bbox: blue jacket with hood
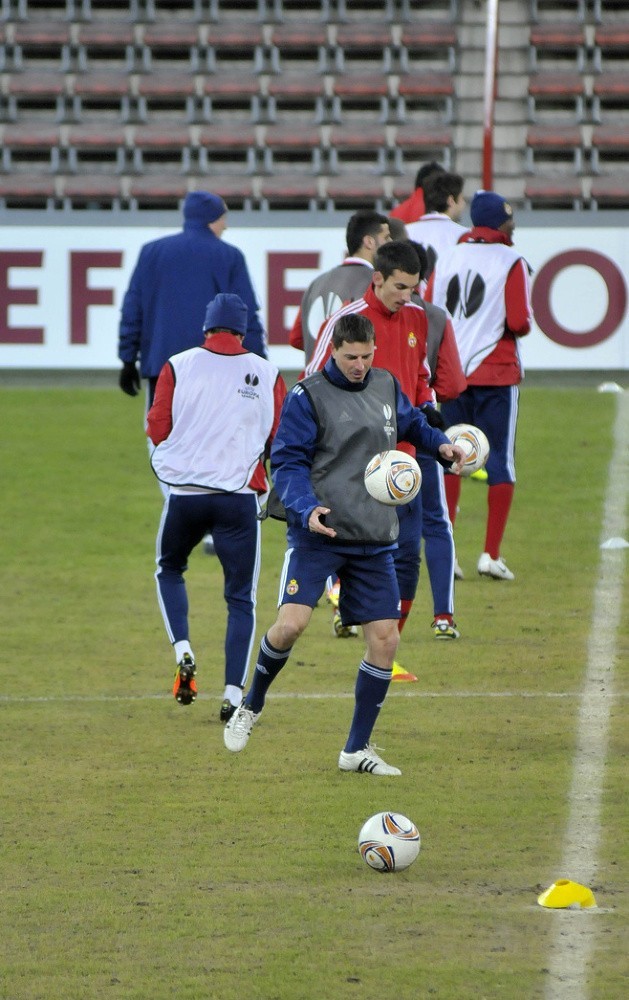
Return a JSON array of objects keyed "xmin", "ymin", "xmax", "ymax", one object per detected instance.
[{"xmin": 118, "ymin": 191, "xmax": 267, "ymax": 376}]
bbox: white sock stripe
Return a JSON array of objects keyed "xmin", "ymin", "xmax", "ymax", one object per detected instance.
[
  {"xmin": 260, "ymin": 635, "xmax": 291, "ymax": 661},
  {"xmin": 359, "ymin": 660, "xmax": 393, "ymax": 681}
]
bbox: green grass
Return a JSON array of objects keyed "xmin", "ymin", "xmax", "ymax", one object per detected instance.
[{"xmin": 0, "ymin": 387, "xmax": 626, "ymax": 1000}]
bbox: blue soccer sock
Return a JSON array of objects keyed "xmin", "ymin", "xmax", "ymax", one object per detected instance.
[
  {"xmin": 245, "ymin": 633, "xmax": 292, "ymax": 714},
  {"xmin": 344, "ymin": 660, "xmax": 392, "ymax": 753}
]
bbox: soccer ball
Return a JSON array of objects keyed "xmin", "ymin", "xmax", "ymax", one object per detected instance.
[
  {"xmin": 364, "ymin": 450, "xmax": 422, "ymax": 506},
  {"xmin": 358, "ymin": 812, "xmax": 421, "ymax": 873},
  {"xmin": 444, "ymin": 423, "xmax": 490, "ymax": 477}
]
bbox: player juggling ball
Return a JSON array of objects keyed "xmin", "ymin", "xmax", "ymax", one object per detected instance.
[{"xmin": 224, "ymin": 313, "xmax": 466, "ymax": 776}]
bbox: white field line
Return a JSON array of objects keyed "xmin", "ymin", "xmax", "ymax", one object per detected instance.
[
  {"xmin": 544, "ymin": 392, "xmax": 628, "ymax": 1000},
  {"xmin": 2, "ymin": 690, "xmax": 627, "ymax": 704}
]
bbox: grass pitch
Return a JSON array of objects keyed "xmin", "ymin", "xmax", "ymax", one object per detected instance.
[{"xmin": 0, "ymin": 385, "xmax": 627, "ymax": 1000}]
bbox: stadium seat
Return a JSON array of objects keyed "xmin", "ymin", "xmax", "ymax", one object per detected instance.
[
  {"xmin": 137, "ymin": 72, "xmax": 199, "ymax": 123},
  {"xmin": 259, "ymin": 173, "xmax": 320, "ymax": 210},
  {"xmin": 394, "ymin": 73, "xmax": 454, "ymax": 124},
  {"xmin": 528, "ymin": 22, "xmax": 586, "ymax": 72},
  {"xmin": 128, "ymin": 173, "xmax": 189, "ymax": 209},
  {"xmin": 527, "ymin": 72, "xmax": 586, "ymax": 122},
  {"xmin": 330, "ymin": 74, "xmax": 391, "ymax": 123},
  {"xmin": 328, "ymin": 121, "xmax": 388, "ymax": 174},
  {"xmin": 131, "ymin": 123, "xmax": 193, "ymax": 173},
  {"xmin": 593, "ymin": 0, "xmax": 628, "ymax": 23},
  {"xmin": 324, "ymin": 174, "xmax": 387, "ymax": 211},
  {"xmin": 590, "ymin": 174, "xmax": 629, "ymax": 208},
  {"xmin": 399, "ymin": 21, "xmax": 457, "ymax": 73},
  {"xmin": 525, "ymin": 125, "xmax": 583, "ymax": 173},
  {"xmin": 400, "ymin": 0, "xmax": 458, "ymax": 21},
  {"xmin": 70, "ymin": 71, "xmax": 136, "ymax": 121},
  {"xmin": 198, "ymin": 122, "xmax": 260, "ymax": 173},
  {"xmin": 209, "ymin": 174, "xmax": 257, "ymax": 209},
  {"xmin": 333, "ymin": 24, "xmax": 395, "ymax": 74},
  {"xmin": 261, "ymin": 123, "xmax": 323, "ymax": 173},
  {"xmin": 268, "ymin": 23, "xmax": 330, "ymax": 74},
  {"xmin": 391, "ymin": 123, "xmax": 453, "ymax": 173},
  {"xmin": 77, "ymin": 0, "xmax": 143, "ymax": 20},
  {"xmin": 592, "ymin": 73, "xmax": 629, "ymax": 122},
  {"xmin": 143, "ymin": 0, "xmax": 206, "ymax": 20},
  {"xmin": 0, "ymin": 172, "xmax": 58, "ymax": 209},
  {"xmin": 61, "ymin": 173, "xmax": 124, "ymax": 208},
  {"xmin": 267, "ymin": 0, "xmax": 331, "ymax": 22},
  {"xmin": 201, "ymin": 73, "xmax": 262, "ymax": 122},
  {"xmin": 75, "ymin": 23, "xmax": 138, "ymax": 72},
  {"xmin": 11, "ymin": 22, "xmax": 74, "ymax": 72},
  {"xmin": 140, "ymin": 23, "xmax": 202, "ymax": 72},
  {"xmin": 5, "ymin": 71, "xmax": 68, "ymax": 123},
  {"xmin": 593, "ymin": 21, "xmax": 629, "ymax": 72},
  {"xmin": 523, "ymin": 174, "xmax": 583, "ymax": 209},
  {"xmin": 66, "ymin": 122, "xmax": 128, "ymax": 172},
  {"xmin": 266, "ymin": 73, "xmax": 329, "ymax": 123},
  {"xmin": 205, "ymin": 21, "xmax": 266, "ymax": 74},
  {"xmin": 591, "ymin": 124, "xmax": 629, "ymax": 173},
  {"xmin": 1, "ymin": 123, "xmax": 62, "ymax": 172}
]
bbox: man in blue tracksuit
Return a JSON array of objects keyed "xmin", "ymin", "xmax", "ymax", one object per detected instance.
[
  {"xmin": 118, "ymin": 190, "xmax": 267, "ymax": 408},
  {"xmin": 223, "ymin": 313, "xmax": 465, "ymax": 776}
]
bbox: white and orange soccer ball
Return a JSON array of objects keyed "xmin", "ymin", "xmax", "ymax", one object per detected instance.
[
  {"xmin": 358, "ymin": 812, "xmax": 421, "ymax": 873},
  {"xmin": 444, "ymin": 423, "xmax": 490, "ymax": 477},
  {"xmin": 364, "ymin": 450, "xmax": 422, "ymax": 506}
]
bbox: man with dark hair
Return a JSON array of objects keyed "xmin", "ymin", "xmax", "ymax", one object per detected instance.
[
  {"xmin": 147, "ymin": 293, "xmax": 286, "ymax": 721},
  {"xmin": 407, "ymin": 172, "xmax": 468, "ymax": 286},
  {"xmin": 425, "ymin": 190, "xmax": 533, "ymax": 581},
  {"xmin": 289, "ymin": 209, "xmax": 391, "ymax": 365},
  {"xmin": 389, "ymin": 160, "xmax": 446, "ymax": 225},
  {"xmin": 306, "ymin": 241, "xmax": 467, "ymax": 664},
  {"xmin": 224, "ymin": 313, "xmax": 465, "ymax": 775}
]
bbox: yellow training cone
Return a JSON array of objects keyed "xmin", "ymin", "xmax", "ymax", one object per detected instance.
[{"xmin": 537, "ymin": 879, "xmax": 597, "ymax": 909}]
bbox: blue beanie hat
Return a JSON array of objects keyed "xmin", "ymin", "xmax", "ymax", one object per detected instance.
[
  {"xmin": 183, "ymin": 191, "xmax": 226, "ymax": 225},
  {"xmin": 203, "ymin": 293, "xmax": 248, "ymax": 336},
  {"xmin": 470, "ymin": 190, "xmax": 513, "ymax": 230}
]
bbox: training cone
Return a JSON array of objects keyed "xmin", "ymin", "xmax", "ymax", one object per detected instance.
[{"xmin": 537, "ymin": 879, "xmax": 597, "ymax": 909}]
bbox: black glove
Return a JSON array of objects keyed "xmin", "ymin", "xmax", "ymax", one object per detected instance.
[
  {"xmin": 119, "ymin": 362, "xmax": 141, "ymax": 397},
  {"xmin": 420, "ymin": 404, "xmax": 445, "ymax": 430}
]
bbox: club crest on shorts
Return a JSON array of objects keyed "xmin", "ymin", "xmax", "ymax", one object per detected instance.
[{"xmin": 286, "ymin": 578, "xmax": 299, "ymax": 596}]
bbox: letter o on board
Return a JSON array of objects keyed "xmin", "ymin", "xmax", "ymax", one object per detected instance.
[{"xmin": 532, "ymin": 249, "xmax": 627, "ymax": 348}]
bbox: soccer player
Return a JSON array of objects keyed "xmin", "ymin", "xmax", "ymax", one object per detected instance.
[
  {"xmin": 425, "ymin": 190, "xmax": 533, "ymax": 580},
  {"xmin": 406, "ymin": 171, "xmax": 468, "ymax": 290},
  {"xmin": 147, "ymin": 294, "xmax": 286, "ymax": 722},
  {"xmin": 306, "ymin": 242, "xmax": 467, "ymax": 666},
  {"xmin": 289, "ymin": 209, "xmax": 391, "ymax": 367},
  {"xmin": 224, "ymin": 314, "xmax": 466, "ymax": 775},
  {"xmin": 389, "ymin": 160, "xmax": 445, "ymax": 225}
]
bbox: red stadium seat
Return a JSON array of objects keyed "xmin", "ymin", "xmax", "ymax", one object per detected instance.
[
  {"xmin": 197, "ymin": 122, "xmax": 260, "ymax": 173},
  {"xmin": 75, "ymin": 23, "xmax": 137, "ymax": 72},
  {"xmin": 525, "ymin": 125, "xmax": 583, "ymax": 173},
  {"xmin": 592, "ymin": 73, "xmax": 629, "ymax": 122},
  {"xmin": 268, "ymin": 23, "xmax": 329, "ymax": 74},
  {"xmin": 399, "ymin": 22, "xmax": 457, "ymax": 73},
  {"xmin": 262, "ymin": 123, "xmax": 323, "ymax": 173},
  {"xmin": 66, "ymin": 122, "xmax": 128, "ymax": 172},
  {"xmin": 529, "ymin": 22, "xmax": 586, "ymax": 71},
  {"xmin": 267, "ymin": 73, "xmax": 328, "ymax": 123},
  {"xmin": 70, "ymin": 71, "xmax": 134, "ymax": 122},
  {"xmin": 137, "ymin": 72, "xmax": 199, "ymax": 123},
  {"xmin": 328, "ymin": 121, "xmax": 389, "ymax": 174},
  {"xmin": 523, "ymin": 174, "xmax": 583, "ymax": 209},
  {"xmin": 259, "ymin": 173, "xmax": 320, "ymax": 210},
  {"xmin": 6, "ymin": 71, "xmax": 68, "ymax": 123},
  {"xmin": 130, "ymin": 124, "xmax": 193, "ymax": 173},
  {"xmin": 324, "ymin": 173, "xmax": 387, "ymax": 210},
  {"xmin": 61, "ymin": 174, "xmax": 124, "ymax": 208},
  {"xmin": 394, "ymin": 73, "xmax": 454, "ymax": 124},
  {"xmin": 527, "ymin": 72, "xmax": 586, "ymax": 121},
  {"xmin": 0, "ymin": 172, "xmax": 58, "ymax": 208},
  {"xmin": 591, "ymin": 124, "xmax": 629, "ymax": 173},
  {"xmin": 333, "ymin": 24, "xmax": 395, "ymax": 74},
  {"xmin": 392, "ymin": 123, "xmax": 453, "ymax": 172},
  {"xmin": 140, "ymin": 23, "xmax": 202, "ymax": 72},
  {"xmin": 12, "ymin": 22, "xmax": 73, "ymax": 72},
  {"xmin": 1, "ymin": 123, "xmax": 62, "ymax": 172},
  {"xmin": 205, "ymin": 21, "xmax": 266, "ymax": 74},
  {"xmin": 128, "ymin": 173, "xmax": 189, "ymax": 209},
  {"xmin": 590, "ymin": 174, "xmax": 629, "ymax": 208},
  {"xmin": 201, "ymin": 73, "xmax": 262, "ymax": 122},
  {"xmin": 593, "ymin": 21, "xmax": 629, "ymax": 72},
  {"xmin": 330, "ymin": 73, "xmax": 390, "ymax": 123}
]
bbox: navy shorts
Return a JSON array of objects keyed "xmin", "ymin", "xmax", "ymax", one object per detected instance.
[
  {"xmin": 441, "ymin": 384, "xmax": 519, "ymax": 485},
  {"xmin": 278, "ymin": 541, "xmax": 401, "ymax": 626}
]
